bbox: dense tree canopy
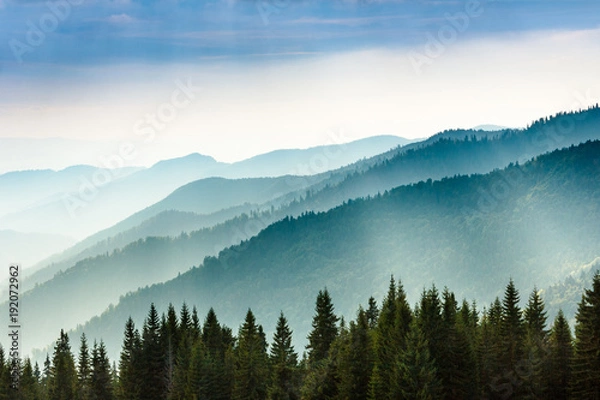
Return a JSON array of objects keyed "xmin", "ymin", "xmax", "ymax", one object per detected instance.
[{"xmin": 5, "ymin": 274, "xmax": 600, "ymax": 399}]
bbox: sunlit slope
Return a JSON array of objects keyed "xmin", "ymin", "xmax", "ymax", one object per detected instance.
[
  {"xmin": 26, "ymin": 107, "xmax": 600, "ymax": 293},
  {"xmin": 63, "ymin": 139, "xmax": 600, "ymax": 362}
]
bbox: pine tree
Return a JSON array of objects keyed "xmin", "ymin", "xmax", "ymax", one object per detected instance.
[
  {"xmin": 41, "ymin": 354, "xmax": 52, "ymax": 398},
  {"xmin": 0, "ymin": 346, "xmax": 9, "ymax": 400},
  {"xmin": 500, "ymin": 279, "xmax": 524, "ymax": 374},
  {"xmin": 365, "ymin": 297, "xmax": 379, "ymax": 329},
  {"xmin": 415, "ymin": 286, "xmax": 445, "ymax": 394},
  {"xmin": 440, "ymin": 289, "xmax": 476, "ymax": 398},
  {"xmin": 20, "ymin": 358, "xmax": 41, "ymax": 400},
  {"xmin": 179, "ymin": 303, "xmax": 192, "ymax": 344},
  {"xmin": 201, "ymin": 308, "xmax": 234, "ymax": 400},
  {"xmin": 522, "ymin": 288, "xmax": 549, "ymax": 398},
  {"xmin": 140, "ymin": 304, "xmax": 166, "ymax": 400},
  {"xmin": 233, "ymin": 309, "xmax": 269, "ymax": 400},
  {"xmin": 369, "ymin": 276, "xmax": 411, "ymax": 400},
  {"xmin": 547, "ymin": 310, "xmax": 572, "ymax": 400},
  {"xmin": 306, "ymin": 289, "xmax": 339, "ymax": 364},
  {"xmin": 91, "ymin": 340, "xmax": 113, "ymax": 400},
  {"xmin": 191, "ymin": 306, "xmax": 201, "ymax": 341},
  {"xmin": 118, "ymin": 317, "xmax": 141, "ymax": 400},
  {"xmin": 48, "ymin": 329, "xmax": 77, "ymax": 400},
  {"xmin": 572, "ymin": 271, "xmax": 600, "ymax": 399},
  {"xmin": 396, "ymin": 318, "xmax": 442, "ymax": 399},
  {"xmin": 268, "ymin": 312, "xmax": 299, "ymax": 400},
  {"xmin": 163, "ymin": 304, "xmax": 179, "ymax": 395},
  {"xmin": 77, "ymin": 333, "xmax": 92, "ymax": 400},
  {"xmin": 184, "ymin": 339, "xmax": 206, "ymax": 399},
  {"xmin": 336, "ymin": 307, "xmax": 373, "ymax": 400},
  {"xmin": 478, "ymin": 300, "xmax": 504, "ymax": 399}
]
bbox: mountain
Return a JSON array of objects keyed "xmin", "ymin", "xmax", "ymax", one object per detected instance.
[
  {"xmin": 25, "ymin": 107, "xmax": 600, "ymax": 287},
  {"xmin": 472, "ymin": 124, "xmax": 510, "ymax": 131},
  {"xmin": 14, "ymin": 107, "xmax": 600, "ymax": 356},
  {"xmin": 22, "ymin": 174, "xmax": 326, "ymax": 289},
  {"xmin": 49, "ymin": 139, "xmax": 600, "ymax": 363},
  {"xmin": 0, "ymin": 165, "xmax": 141, "ymax": 219},
  {"xmin": 223, "ymin": 135, "xmax": 414, "ymax": 178},
  {"xmin": 0, "ymin": 136, "xmax": 410, "ymax": 240}
]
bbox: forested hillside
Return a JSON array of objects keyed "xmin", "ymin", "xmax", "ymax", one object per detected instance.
[
  {"xmin": 7, "ymin": 274, "xmax": 600, "ymax": 399},
  {"xmin": 27, "ymin": 106, "xmax": 600, "ymax": 292},
  {"xmin": 50, "ymin": 139, "xmax": 600, "ymax": 364}
]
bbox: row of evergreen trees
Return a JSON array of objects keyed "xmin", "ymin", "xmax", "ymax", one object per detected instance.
[{"xmin": 3, "ymin": 273, "xmax": 600, "ymax": 399}]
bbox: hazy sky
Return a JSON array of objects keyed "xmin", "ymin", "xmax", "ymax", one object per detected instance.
[{"xmin": 1, "ymin": 0, "xmax": 599, "ymax": 166}]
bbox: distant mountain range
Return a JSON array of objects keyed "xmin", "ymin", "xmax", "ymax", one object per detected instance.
[
  {"xmin": 53, "ymin": 138, "xmax": 600, "ymax": 363},
  {"xmin": 9, "ymin": 106, "xmax": 600, "ymax": 359},
  {"xmin": 0, "ymin": 135, "xmax": 411, "ymax": 240}
]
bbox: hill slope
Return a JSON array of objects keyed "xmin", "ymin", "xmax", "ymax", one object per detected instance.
[
  {"xmin": 26, "ymin": 106, "xmax": 600, "ymax": 290},
  {"xmin": 46, "ymin": 139, "xmax": 600, "ymax": 361}
]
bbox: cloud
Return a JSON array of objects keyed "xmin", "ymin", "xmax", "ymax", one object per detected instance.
[
  {"xmin": 107, "ymin": 13, "xmax": 135, "ymax": 24},
  {"xmin": 287, "ymin": 15, "xmax": 409, "ymax": 27}
]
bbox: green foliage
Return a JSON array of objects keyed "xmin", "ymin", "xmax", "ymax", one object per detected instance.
[
  {"xmin": 64, "ymin": 138, "xmax": 600, "ymax": 364},
  {"xmin": 547, "ymin": 310, "xmax": 572, "ymax": 400},
  {"xmin": 335, "ymin": 308, "xmax": 373, "ymax": 400},
  {"xmin": 76, "ymin": 334, "xmax": 91, "ymax": 400},
  {"xmin": 307, "ymin": 290, "xmax": 339, "ymax": 365},
  {"xmin": 572, "ymin": 272, "xmax": 600, "ymax": 399},
  {"xmin": 233, "ymin": 309, "xmax": 269, "ymax": 400},
  {"xmin": 48, "ymin": 330, "xmax": 77, "ymax": 400},
  {"xmin": 396, "ymin": 319, "xmax": 442, "ymax": 400},
  {"xmin": 268, "ymin": 312, "xmax": 299, "ymax": 400},
  {"xmin": 140, "ymin": 304, "xmax": 166, "ymax": 400},
  {"xmin": 90, "ymin": 341, "xmax": 113, "ymax": 400},
  {"xmin": 9, "ymin": 274, "xmax": 600, "ymax": 399},
  {"xmin": 117, "ymin": 317, "xmax": 141, "ymax": 400}
]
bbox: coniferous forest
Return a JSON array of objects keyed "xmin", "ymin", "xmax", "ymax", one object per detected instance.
[{"xmin": 3, "ymin": 273, "xmax": 600, "ymax": 399}]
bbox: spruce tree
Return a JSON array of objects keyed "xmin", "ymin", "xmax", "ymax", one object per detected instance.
[
  {"xmin": 163, "ymin": 304, "xmax": 179, "ymax": 395},
  {"xmin": 336, "ymin": 308, "xmax": 373, "ymax": 400},
  {"xmin": 268, "ymin": 312, "xmax": 299, "ymax": 400},
  {"xmin": 233, "ymin": 309, "xmax": 269, "ymax": 400},
  {"xmin": 49, "ymin": 330, "xmax": 77, "ymax": 400},
  {"xmin": 184, "ymin": 339, "xmax": 206, "ymax": 399},
  {"xmin": 306, "ymin": 289, "xmax": 339, "ymax": 365},
  {"xmin": 91, "ymin": 340, "xmax": 113, "ymax": 400},
  {"xmin": 41, "ymin": 354, "xmax": 52, "ymax": 398},
  {"xmin": 572, "ymin": 271, "xmax": 600, "ymax": 399},
  {"xmin": 478, "ymin": 301, "xmax": 504, "ymax": 399},
  {"xmin": 365, "ymin": 297, "xmax": 379, "ymax": 329},
  {"xmin": 369, "ymin": 276, "xmax": 412, "ymax": 400},
  {"xmin": 440, "ymin": 289, "xmax": 476, "ymax": 398},
  {"xmin": 140, "ymin": 304, "xmax": 166, "ymax": 400},
  {"xmin": 415, "ymin": 286, "xmax": 445, "ymax": 394},
  {"xmin": 547, "ymin": 310, "xmax": 572, "ymax": 400},
  {"xmin": 77, "ymin": 333, "xmax": 92, "ymax": 400},
  {"xmin": 179, "ymin": 303, "xmax": 192, "ymax": 344},
  {"xmin": 20, "ymin": 358, "xmax": 41, "ymax": 400},
  {"xmin": 522, "ymin": 288, "xmax": 549, "ymax": 398},
  {"xmin": 396, "ymin": 318, "xmax": 442, "ymax": 399},
  {"xmin": 118, "ymin": 317, "xmax": 141, "ymax": 400},
  {"xmin": 201, "ymin": 308, "xmax": 234, "ymax": 400},
  {"xmin": 500, "ymin": 279, "xmax": 524, "ymax": 374}
]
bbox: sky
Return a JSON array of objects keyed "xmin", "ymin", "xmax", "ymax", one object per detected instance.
[{"xmin": 1, "ymin": 0, "xmax": 600, "ymax": 168}]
